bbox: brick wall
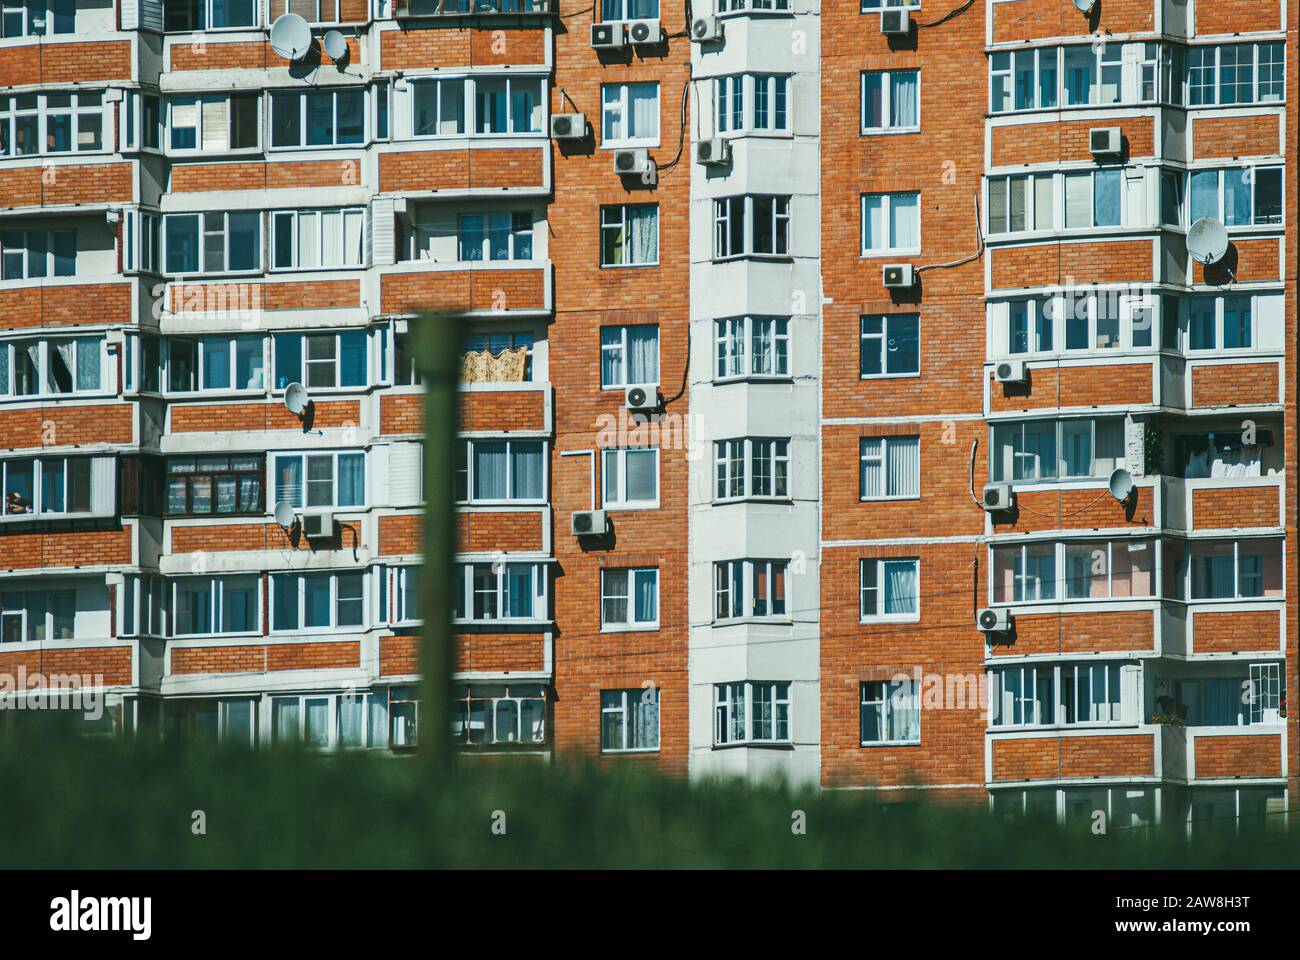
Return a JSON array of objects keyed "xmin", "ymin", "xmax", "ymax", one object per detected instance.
[
  {"xmin": 1191, "ymin": 485, "xmax": 1281, "ymax": 530},
  {"xmin": 1191, "ymin": 608, "xmax": 1282, "ymax": 655},
  {"xmin": 1193, "ymin": 733, "xmax": 1283, "ymax": 780},
  {"xmin": 991, "ymin": 732, "xmax": 1156, "ymax": 782},
  {"xmin": 1190, "ymin": 363, "xmax": 1280, "ymax": 408}
]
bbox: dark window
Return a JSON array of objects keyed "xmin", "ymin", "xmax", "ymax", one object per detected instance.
[{"xmin": 164, "ymin": 455, "xmax": 264, "ymax": 516}]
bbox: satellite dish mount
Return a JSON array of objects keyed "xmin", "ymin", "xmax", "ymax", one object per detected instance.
[
  {"xmin": 1187, "ymin": 216, "xmax": 1230, "ymax": 267},
  {"xmin": 284, "ymin": 381, "xmax": 313, "ymax": 424},
  {"xmin": 269, "ymin": 13, "xmax": 313, "ymax": 63},
  {"xmin": 1108, "ymin": 468, "xmax": 1136, "ymax": 505}
]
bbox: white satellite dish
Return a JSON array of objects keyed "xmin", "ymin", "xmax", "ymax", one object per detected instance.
[
  {"xmin": 1108, "ymin": 468, "xmax": 1135, "ymax": 503},
  {"xmin": 269, "ymin": 13, "xmax": 313, "ymax": 62},
  {"xmin": 1187, "ymin": 216, "xmax": 1230, "ymax": 266},
  {"xmin": 1073, "ymin": 0, "xmax": 1096, "ymax": 12},
  {"xmin": 284, "ymin": 381, "xmax": 311, "ymax": 416},
  {"xmin": 273, "ymin": 500, "xmax": 297, "ymax": 530},
  {"xmin": 322, "ymin": 29, "xmax": 348, "ymax": 61}
]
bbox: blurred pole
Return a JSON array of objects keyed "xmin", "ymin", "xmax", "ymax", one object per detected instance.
[{"xmin": 414, "ymin": 312, "xmax": 462, "ymax": 770}]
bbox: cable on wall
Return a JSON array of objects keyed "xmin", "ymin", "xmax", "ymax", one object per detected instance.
[{"xmin": 915, "ymin": 0, "xmax": 976, "ymax": 29}]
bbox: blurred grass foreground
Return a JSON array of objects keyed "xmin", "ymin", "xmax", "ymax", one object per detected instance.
[{"xmin": 3, "ymin": 717, "xmax": 1298, "ymax": 869}]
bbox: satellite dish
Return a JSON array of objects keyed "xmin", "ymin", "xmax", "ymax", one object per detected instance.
[
  {"xmin": 269, "ymin": 13, "xmax": 313, "ymax": 62},
  {"xmin": 1187, "ymin": 217, "xmax": 1230, "ymax": 266},
  {"xmin": 273, "ymin": 500, "xmax": 296, "ymax": 530},
  {"xmin": 284, "ymin": 381, "xmax": 310, "ymax": 416},
  {"xmin": 1108, "ymin": 468, "xmax": 1135, "ymax": 503},
  {"xmin": 322, "ymin": 29, "xmax": 348, "ymax": 61},
  {"xmin": 1073, "ymin": 0, "xmax": 1096, "ymax": 12}
]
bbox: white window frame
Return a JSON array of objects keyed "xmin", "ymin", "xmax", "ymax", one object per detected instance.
[
  {"xmin": 160, "ymin": 211, "xmax": 262, "ymax": 277},
  {"xmin": 713, "ymin": 194, "xmax": 792, "ymax": 260},
  {"xmin": 859, "ymin": 558, "xmax": 920, "ymax": 622},
  {"xmin": 859, "ymin": 435, "xmax": 920, "ymax": 501},
  {"xmin": 1185, "ymin": 42, "xmax": 1286, "ymax": 107},
  {"xmin": 989, "ymin": 417, "xmax": 1125, "ymax": 483},
  {"xmin": 0, "ymin": 336, "xmax": 107, "ymax": 399},
  {"xmin": 714, "ymin": 315, "xmax": 791, "ymax": 381},
  {"xmin": 1186, "ymin": 166, "xmax": 1285, "ymax": 229},
  {"xmin": 270, "ymin": 570, "xmax": 367, "ymax": 634},
  {"xmin": 990, "ymin": 539, "xmax": 1157, "ymax": 605},
  {"xmin": 453, "ymin": 561, "xmax": 548, "ymax": 624},
  {"xmin": 600, "ymin": 81, "xmax": 660, "ymax": 148},
  {"xmin": 166, "ymin": 93, "xmax": 260, "ymax": 154},
  {"xmin": 860, "ymin": 678, "xmax": 921, "ymax": 745},
  {"xmin": 451, "ymin": 683, "xmax": 547, "ymax": 747},
  {"xmin": 163, "ymin": 334, "xmax": 266, "ymax": 395},
  {"xmin": 269, "ymin": 88, "xmax": 367, "ymax": 150},
  {"xmin": 713, "ymin": 437, "xmax": 790, "ymax": 501},
  {"xmin": 860, "ymin": 191, "xmax": 920, "ymax": 256},
  {"xmin": 271, "ymin": 0, "xmax": 340, "ymax": 24},
  {"xmin": 454, "ymin": 438, "xmax": 547, "ymax": 505},
  {"xmin": 859, "ymin": 312, "xmax": 920, "ymax": 378},
  {"xmin": 0, "ymin": 91, "xmax": 105, "ymax": 157},
  {"xmin": 272, "ymin": 451, "xmax": 367, "ymax": 510},
  {"xmin": 860, "ymin": 68, "xmax": 920, "ymax": 134},
  {"xmin": 1178, "ymin": 538, "xmax": 1285, "ymax": 602},
  {"xmin": 713, "ymin": 680, "xmax": 791, "ymax": 746},
  {"xmin": 170, "ymin": 575, "xmax": 261, "ymax": 638},
  {"xmin": 600, "ymin": 687, "xmax": 661, "ymax": 754},
  {"xmin": 0, "ymin": 456, "xmax": 95, "ymax": 519},
  {"xmin": 600, "ymin": 567, "xmax": 660, "ymax": 631},
  {"xmin": 713, "ymin": 558, "xmax": 789, "ymax": 622},
  {"xmin": 601, "ymin": 447, "xmax": 659, "ymax": 510},
  {"xmin": 599, "ymin": 203, "xmax": 659, "ymax": 268},
  {"xmin": 270, "ymin": 208, "xmax": 365, "ymax": 271},
  {"xmin": 717, "ymin": 73, "xmax": 790, "ymax": 135},
  {"xmin": 599, "ymin": 323, "xmax": 659, "ymax": 388},
  {"xmin": 0, "ymin": 228, "xmax": 76, "ymax": 279}
]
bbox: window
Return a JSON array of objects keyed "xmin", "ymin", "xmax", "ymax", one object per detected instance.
[
  {"xmin": 273, "ymin": 452, "xmax": 365, "ymax": 509},
  {"xmin": 452, "ymin": 562, "xmax": 547, "ymax": 623},
  {"xmin": 1187, "ymin": 167, "xmax": 1283, "ymax": 228},
  {"xmin": 717, "ymin": 0, "xmax": 788, "ymax": 10},
  {"xmin": 451, "ymin": 684, "xmax": 546, "ymax": 746},
  {"xmin": 713, "ymin": 559, "xmax": 788, "ymax": 620},
  {"xmin": 601, "ymin": 568, "xmax": 659, "ymax": 630},
  {"xmin": 717, "ymin": 74, "xmax": 790, "ymax": 133},
  {"xmin": 412, "ymin": 78, "xmax": 467, "ymax": 136},
  {"xmin": 166, "ymin": 336, "xmax": 265, "ymax": 393},
  {"xmin": 714, "ymin": 438, "xmax": 789, "ymax": 500},
  {"xmin": 990, "ymin": 48, "xmax": 1058, "ymax": 113},
  {"xmin": 271, "ymin": 691, "xmax": 389, "ymax": 750},
  {"xmin": 599, "ymin": 324, "xmax": 659, "ymax": 387},
  {"xmin": 454, "ymin": 439, "xmax": 545, "ymax": 503},
  {"xmin": 171, "ymin": 576, "xmax": 259, "ymax": 637},
  {"xmin": 1171, "ymin": 539, "xmax": 1284, "ymax": 601},
  {"xmin": 458, "ymin": 212, "xmax": 533, "ymax": 262},
  {"xmin": 859, "ymin": 435, "xmax": 919, "ymax": 500},
  {"xmin": 861, "ymin": 192, "xmax": 919, "ymax": 254},
  {"xmin": 990, "ymin": 662, "xmax": 1133, "ymax": 727},
  {"xmin": 0, "ymin": 229, "xmax": 75, "ymax": 279},
  {"xmin": 861, "ymin": 70, "xmax": 918, "ymax": 132},
  {"xmin": 475, "ymin": 76, "xmax": 542, "ymax": 134},
  {"xmin": 1, "ymin": 0, "xmax": 74, "ymax": 36},
  {"xmin": 165, "ymin": 456, "xmax": 264, "ymax": 516},
  {"xmin": 602, "ymin": 447, "xmax": 658, "ymax": 509},
  {"xmin": 271, "ymin": 571, "xmax": 365, "ymax": 632},
  {"xmin": 715, "ymin": 315, "xmax": 789, "ymax": 379},
  {"xmin": 271, "ymin": 209, "xmax": 364, "ymax": 270},
  {"xmin": 457, "ymin": 330, "xmax": 536, "ymax": 383},
  {"xmin": 165, "ymin": 698, "xmax": 258, "ymax": 746},
  {"xmin": 270, "ymin": 89, "xmax": 365, "ymax": 148},
  {"xmin": 274, "ymin": 331, "xmax": 366, "ymax": 390},
  {"xmin": 377, "ymin": 564, "xmax": 421, "ymax": 626},
  {"xmin": 163, "ymin": 0, "xmax": 259, "ymax": 30},
  {"xmin": 1002, "ymin": 296, "xmax": 1054, "ymax": 354},
  {"xmin": 600, "ymin": 203, "xmax": 659, "ymax": 267},
  {"xmin": 992, "ymin": 540, "xmax": 1155, "ymax": 603},
  {"xmin": 714, "ymin": 195, "xmax": 791, "ymax": 259},
  {"xmin": 714, "ymin": 681, "xmax": 790, "ymax": 746},
  {"xmin": 860, "ymin": 679, "xmax": 920, "ymax": 744},
  {"xmin": 0, "ymin": 92, "xmax": 102, "ymax": 156},
  {"xmin": 1185, "ymin": 294, "xmax": 1254, "ymax": 351},
  {"xmin": 860, "ymin": 313, "xmax": 919, "ymax": 377},
  {"xmin": 861, "ymin": 0, "xmax": 917, "ymax": 7},
  {"xmin": 162, "ymin": 212, "xmax": 260, "ymax": 275},
  {"xmin": 859, "ymin": 558, "xmax": 918, "ymax": 621},
  {"xmin": 269, "ymin": 0, "xmax": 339, "ymax": 23},
  {"xmin": 167, "ymin": 94, "xmax": 258, "ymax": 152},
  {"xmin": 990, "ymin": 418, "xmax": 1124, "ymax": 482},
  {"xmin": 601, "ymin": 0, "xmax": 657, "ymax": 19},
  {"xmin": 601, "ymin": 82, "xmax": 659, "ymax": 147},
  {"xmin": 601, "ymin": 688, "xmax": 660, "ymax": 753},
  {"xmin": 0, "ymin": 588, "xmax": 75, "ymax": 643},
  {"xmin": 0, "ymin": 457, "xmax": 94, "ymax": 517},
  {"xmin": 1186, "ymin": 42, "xmax": 1285, "ymax": 106},
  {"xmin": 0, "ymin": 337, "xmax": 103, "ymax": 397},
  {"xmin": 1063, "ymin": 169, "xmax": 1122, "ymax": 229},
  {"xmin": 987, "ymin": 173, "xmax": 1054, "ymax": 234}
]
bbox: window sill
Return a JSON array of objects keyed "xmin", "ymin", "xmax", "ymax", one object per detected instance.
[
  {"xmin": 600, "ymin": 746, "xmax": 661, "ymax": 755},
  {"xmin": 859, "ymin": 739, "xmax": 920, "ymax": 748},
  {"xmin": 599, "ymin": 261, "xmax": 660, "ymax": 269},
  {"xmin": 859, "ymin": 249, "xmax": 920, "ymax": 260},
  {"xmin": 712, "ymin": 740, "xmax": 793, "ymax": 750},
  {"xmin": 860, "ymin": 371, "xmax": 921, "ymax": 381},
  {"xmin": 859, "ymin": 495, "xmax": 921, "ymax": 503},
  {"xmin": 860, "ymin": 615, "xmax": 920, "ymax": 625},
  {"xmin": 860, "ymin": 126, "xmax": 920, "ymax": 137},
  {"xmin": 603, "ymin": 503, "xmax": 660, "ymax": 512},
  {"xmin": 713, "ymin": 617, "xmax": 794, "ymax": 627},
  {"xmin": 600, "ymin": 623, "xmax": 660, "ymax": 634},
  {"xmin": 600, "ymin": 141, "xmax": 662, "ymax": 151},
  {"xmin": 712, "ymin": 497, "xmax": 795, "ymax": 506},
  {"xmin": 713, "ymin": 375, "xmax": 794, "ymax": 385},
  {"xmin": 711, "ymin": 254, "xmax": 794, "ymax": 264}
]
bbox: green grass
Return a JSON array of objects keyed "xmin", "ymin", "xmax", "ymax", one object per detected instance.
[{"xmin": 5, "ymin": 722, "xmax": 1296, "ymax": 868}]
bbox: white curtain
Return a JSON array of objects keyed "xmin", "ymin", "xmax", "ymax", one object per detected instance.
[
  {"xmin": 473, "ymin": 442, "xmax": 508, "ymax": 500},
  {"xmin": 889, "ymin": 681, "xmax": 920, "ymax": 742},
  {"xmin": 633, "ymin": 570, "xmax": 657, "ymax": 623},
  {"xmin": 629, "ymin": 206, "xmax": 657, "ymax": 264},
  {"xmin": 76, "ymin": 338, "xmax": 101, "ymax": 392},
  {"xmin": 627, "ymin": 326, "xmax": 658, "ymax": 384},
  {"xmin": 891, "ymin": 71, "xmax": 917, "ymax": 127},
  {"xmin": 629, "ymin": 84, "xmax": 657, "ymax": 140},
  {"xmin": 863, "ymin": 195, "xmax": 884, "ymax": 250},
  {"xmin": 890, "ymin": 194, "xmax": 918, "ymax": 250},
  {"xmin": 509, "ymin": 442, "xmax": 542, "ymax": 500},
  {"xmin": 888, "ymin": 437, "xmax": 919, "ymax": 497},
  {"xmin": 600, "ymin": 328, "xmax": 622, "ymax": 385},
  {"xmin": 275, "ymin": 457, "xmax": 302, "ymax": 508},
  {"xmin": 884, "ymin": 560, "xmax": 916, "ymax": 615}
]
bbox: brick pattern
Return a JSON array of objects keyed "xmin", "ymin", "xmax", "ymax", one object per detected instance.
[
  {"xmin": 378, "ymin": 514, "xmax": 420, "ymax": 556},
  {"xmin": 0, "ymin": 646, "xmax": 132, "ymax": 687},
  {"xmin": 171, "ymin": 641, "xmax": 361, "ymax": 675},
  {"xmin": 1194, "ymin": 0, "xmax": 1282, "ymax": 35},
  {"xmin": 380, "ymin": 268, "xmax": 546, "ymax": 314},
  {"xmin": 1190, "ymin": 363, "xmax": 1280, "ymax": 408},
  {"xmin": 380, "ymin": 394, "xmax": 421, "ymax": 435},
  {"xmin": 991, "ymin": 116, "xmax": 1155, "ymax": 166},
  {"xmin": 457, "ymin": 510, "xmax": 544, "ymax": 552},
  {"xmin": 990, "ymin": 609, "xmax": 1156, "ymax": 657},
  {"xmin": 988, "ymin": 362, "xmax": 1153, "ymax": 412},
  {"xmin": 0, "ymin": 162, "xmax": 133, "ymax": 210},
  {"xmin": 0, "ymin": 404, "xmax": 134, "ymax": 449},
  {"xmin": 379, "ymin": 634, "xmax": 419, "ymax": 676},
  {"xmin": 168, "ymin": 400, "xmax": 360, "ymax": 433},
  {"xmin": 0, "ymin": 528, "xmax": 132, "ymax": 571},
  {"xmin": 169, "ymin": 521, "xmax": 362, "ymax": 554},
  {"xmin": 1191, "ymin": 485, "xmax": 1280, "ymax": 530},
  {"xmin": 1191, "ymin": 114, "xmax": 1282, "ymax": 161},
  {"xmin": 459, "ymin": 390, "xmax": 545, "ymax": 432},
  {"xmin": 0, "ymin": 41, "xmax": 131, "ymax": 86},
  {"xmin": 993, "ymin": 486, "xmax": 1153, "ymax": 534},
  {"xmin": 989, "ymin": 240, "xmax": 1153, "ymax": 290},
  {"xmin": 990, "ymin": 0, "xmax": 1153, "ymax": 43},
  {"xmin": 1202, "ymin": 238, "xmax": 1282, "ymax": 285},
  {"xmin": 991, "ymin": 732, "xmax": 1156, "ymax": 782},
  {"xmin": 455, "ymin": 632, "xmax": 545, "ymax": 672},
  {"xmin": 379, "ymin": 27, "xmax": 546, "ymax": 70},
  {"xmin": 378, "ymin": 147, "xmax": 544, "ymax": 192},
  {"xmin": 0, "ymin": 283, "xmax": 133, "ymax": 329},
  {"xmin": 1191, "ymin": 609, "xmax": 1282, "ymax": 655},
  {"xmin": 166, "ymin": 280, "xmax": 360, "ymax": 313},
  {"xmin": 170, "ymin": 160, "xmax": 363, "ymax": 192},
  {"xmin": 1194, "ymin": 733, "xmax": 1282, "ymax": 780}
]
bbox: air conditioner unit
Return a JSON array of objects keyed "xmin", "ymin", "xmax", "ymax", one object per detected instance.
[
  {"xmin": 571, "ymin": 509, "xmax": 608, "ymax": 537},
  {"xmin": 626, "ymin": 18, "xmax": 660, "ymax": 44},
  {"xmin": 550, "ymin": 113, "xmax": 586, "ymax": 140},
  {"xmin": 591, "ymin": 21, "xmax": 626, "ymax": 48},
  {"xmin": 624, "ymin": 384, "xmax": 661, "ymax": 414},
  {"xmin": 301, "ymin": 512, "xmax": 336, "ymax": 539},
  {"xmin": 994, "ymin": 359, "xmax": 1028, "ymax": 384},
  {"xmin": 880, "ymin": 8, "xmax": 910, "ymax": 34},
  {"xmin": 696, "ymin": 137, "xmax": 731, "ymax": 166},
  {"xmin": 690, "ymin": 15, "xmax": 722, "ymax": 42},
  {"xmin": 977, "ymin": 607, "xmax": 1013, "ymax": 634},
  {"xmin": 613, "ymin": 148, "xmax": 652, "ymax": 176},
  {"xmin": 882, "ymin": 263, "xmax": 914, "ymax": 289},
  {"xmin": 982, "ymin": 483, "xmax": 1015, "ymax": 513},
  {"xmin": 1089, "ymin": 126, "xmax": 1122, "ymax": 158}
]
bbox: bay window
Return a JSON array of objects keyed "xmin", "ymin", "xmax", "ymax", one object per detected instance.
[
  {"xmin": 270, "ymin": 208, "xmax": 365, "ymax": 270},
  {"xmin": 273, "ymin": 330, "xmax": 366, "ymax": 389},
  {"xmin": 454, "ymin": 439, "xmax": 545, "ymax": 503},
  {"xmin": 271, "ymin": 571, "xmax": 365, "ymax": 632},
  {"xmin": 451, "ymin": 684, "xmax": 546, "ymax": 746},
  {"xmin": 860, "ymin": 558, "xmax": 919, "ymax": 621},
  {"xmin": 1, "ymin": 229, "xmax": 75, "ymax": 279},
  {"xmin": 458, "ymin": 211, "xmax": 533, "ymax": 262},
  {"xmin": 713, "ymin": 559, "xmax": 788, "ymax": 620},
  {"xmin": 601, "ymin": 688, "xmax": 660, "ymax": 753},
  {"xmin": 165, "ymin": 455, "xmax": 264, "ymax": 516},
  {"xmin": 714, "ymin": 195, "xmax": 791, "ymax": 259},
  {"xmin": 717, "ymin": 74, "xmax": 790, "ymax": 133},
  {"xmin": 599, "ymin": 323, "xmax": 659, "ymax": 386},
  {"xmin": 601, "ymin": 567, "xmax": 659, "ymax": 630},
  {"xmin": 171, "ymin": 576, "xmax": 259, "ymax": 637},
  {"xmin": 859, "ymin": 435, "xmax": 919, "ymax": 500},
  {"xmin": 0, "ymin": 92, "xmax": 102, "ymax": 156},
  {"xmin": 453, "ymin": 562, "xmax": 547, "ymax": 623},
  {"xmin": 714, "ymin": 681, "xmax": 790, "ymax": 746},
  {"xmin": 273, "ymin": 451, "xmax": 365, "ymax": 509},
  {"xmin": 715, "ymin": 315, "xmax": 789, "ymax": 379},
  {"xmin": 860, "ymin": 678, "xmax": 920, "ymax": 744},
  {"xmin": 714, "ymin": 438, "xmax": 789, "ymax": 500},
  {"xmin": 989, "ymin": 418, "xmax": 1124, "ymax": 482},
  {"xmin": 162, "ymin": 211, "xmax": 260, "ymax": 275},
  {"xmin": 602, "ymin": 447, "xmax": 658, "ymax": 509},
  {"xmin": 600, "ymin": 203, "xmax": 659, "ymax": 266},
  {"xmin": 0, "ymin": 337, "xmax": 103, "ymax": 397},
  {"xmin": 270, "ymin": 88, "xmax": 365, "ymax": 148}
]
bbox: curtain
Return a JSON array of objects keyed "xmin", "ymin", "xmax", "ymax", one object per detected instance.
[
  {"xmin": 629, "ymin": 206, "xmax": 657, "ymax": 264},
  {"xmin": 883, "ymin": 560, "xmax": 916, "ymax": 615},
  {"xmin": 628, "ymin": 692, "xmax": 658, "ymax": 749},
  {"xmin": 52, "ymin": 339, "xmax": 75, "ymax": 393},
  {"xmin": 459, "ymin": 215, "xmax": 484, "ymax": 262},
  {"xmin": 891, "ymin": 71, "xmax": 917, "ymax": 127},
  {"xmin": 1203, "ymin": 679, "xmax": 1239, "ymax": 726},
  {"xmin": 888, "ymin": 437, "xmax": 919, "ymax": 496},
  {"xmin": 629, "ymin": 84, "xmax": 657, "ymax": 140},
  {"xmin": 1093, "ymin": 170, "xmax": 1121, "ymax": 227},
  {"xmin": 510, "ymin": 442, "xmax": 542, "ymax": 500},
  {"xmin": 75, "ymin": 338, "xmax": 100, "ymax": 392},
  {"xmin": 599, "ymin": 327, "xmax": 622, "ymax": 385},
  {"xmin": 862, "ymin": 73, "xmax": 883, "ymax": 128},
  {"xmin": 863, "ymin": 195, "xmax": 884, "ymax": 249},
  {"xmin": 890, "ymin": 193, "xmax": 918, "ymax": 249},
  {"xmin": 626, "ymin": 325, "xmax": 658, "ymax": 384},
  {"xmin": 633, "ymin": 570, "xmax": 657, "ymax": 623},
  {"xmin": 888, "ymin": 681, "xmax": 920, "ymax": 742},
  {"xmin": 1189, "ymin": 170, "xmax": 1218, "ymax": 222},
  {"xmin": 472, "ymin": 442, "xmax": 507, "ymax": 500},
  {"xmin": 602, "ymin": 570, "xmax": 628, "ymax": 624},
  {"xmin": 336, "ymin": 453, "xmax": 363, "ymax": 506},
  {"xmin": 338, "ymin": 697, "xmax": 364, "ymax": 748},
  {"xmin": 505, "ymin": 565, "xmax": 533, "ymax": 618},
  {"xmin": 275, "ymin": 456, "xmax": 302, "ymax": 509},
  {"xmin": 202, "ymin": 337, "xmax": 230, "ymax": 391}
]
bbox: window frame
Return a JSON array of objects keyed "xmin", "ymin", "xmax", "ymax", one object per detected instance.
[
  {"xmin": 713, "ymin": 558, "xmax": 790, "ymax": 622},
  {"xmin": 713, "ymin": 437, "xmax": 791, "ymax": 502},
  {"xmin": 270, "ymin": 570, "xmax": 367, "ymax": 634},
  {"xmin": 714, "ymin": 315, "xmax": 791, "ymax": 381},
  {"xmin": 860, "ymin": 68, "xmax": 920, "ymax": 134},
  {"xmin": 600, "ymin": 81, "xmax": 660, "ymax": 149},
  {"xmin": 713, "ymin": 680, "xmax": 791, "ymax": 747},
  {"xmin": 453, "ymin": 438, "xmax": 547, "ymax": 505},
  {"xmin": 859, "ymin": 678, "xmax": 921, "ymax": 746},
  {"xmin": 713, "ymin": 194, "xmax": 792, "ymax": 260},
  {"xmin": 269, "ymin": 207, "xmax": 366, "ymax": 272},
  {"xmin": 599, "ymin": 323, "xmax": 660, "ymax": 388},
  {"xmin": 170, "ymin": 574, "xmax": 261, "ymax": 638},
  {"xmin": 269, "ymin": 87, "xmax": 367, "ymax": 150},
  {"xmin": 600, "ymin": 687, "xmax": 661, "ymax": 754},
  {"xmin": 601, "ymin": 446, "xmax": 660, "ymax": 511},
  {"xmin": 858, "ymin": 435, "xmax": 921, "ymax": 501},
  {"xmin": 452, "ymin": 561, "xmax": 548, "ymax": 624},
  {"xmin": 859, "ymin": 312, "xmax": 920, "ymax": 378},
  {"xmin": 0, "ymin": 335, "xmax": 106, "ymax": 399},
  {"xmin": 0, "ymin": 91, "xmax": 104, "ymax": 157},
  {"xmin": 860, "ymin": 191, "xmax": 920, "ymax": 256},
  {"xmin": 859, "ymin": 557, "xmax": 920, "ymax": 623},
  {"xmin": 600, "ymin": 567, "xmax": 660, "ymax": 632},
  {"xmin": 271, "ymin": 450, "xmax": 367, "ymax": 510},
  {"xmin": 599, "ymin": 203, "xmax": 660, "ymax": 268},
  {"xmin": 164, "ymin": 454, "xmax": 266, "ymax": 517}
]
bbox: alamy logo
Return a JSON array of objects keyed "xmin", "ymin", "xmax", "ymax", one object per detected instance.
[{"xmin": 49, "ymin": 891, "xmax": 151, "ymax": 941}]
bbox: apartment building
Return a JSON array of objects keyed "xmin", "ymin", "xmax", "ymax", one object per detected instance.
[{"xmin": 0, "ymin": 0, "xmax": 1292, "ymax": 832}]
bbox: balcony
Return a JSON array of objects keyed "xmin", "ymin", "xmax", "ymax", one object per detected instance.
[
  {"xmin": 395, "ymin": 0, "xmax": 552, "ymax": 17},
  {"xmin": 1160, "ymin": 725, "xmax": 1286, "ymax": 783}
]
